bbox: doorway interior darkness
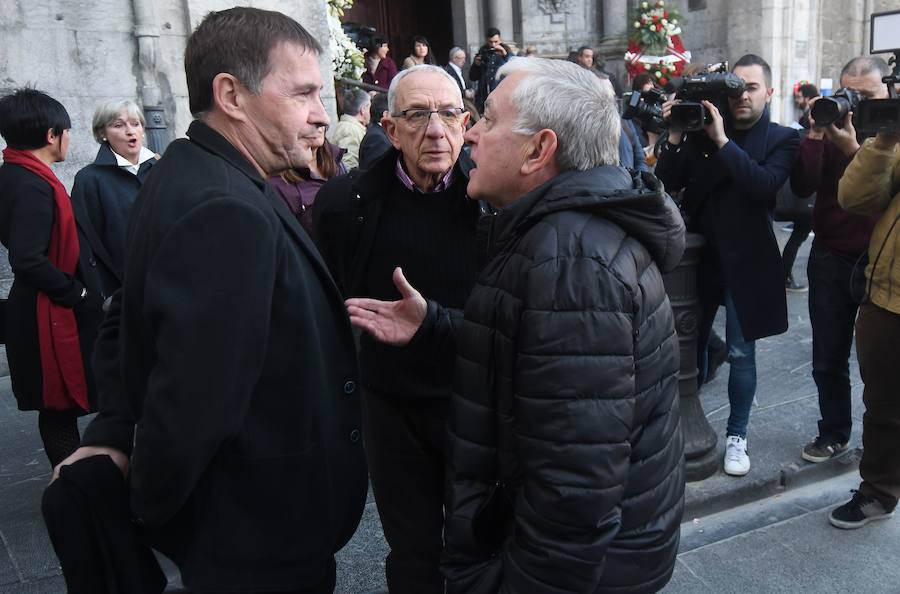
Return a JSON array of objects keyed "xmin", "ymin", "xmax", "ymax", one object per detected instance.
[{"xmin": 343, "ymin": 0, "xmax": 455, "ymax": 69}]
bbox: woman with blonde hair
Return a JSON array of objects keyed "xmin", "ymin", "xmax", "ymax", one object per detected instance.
[{"xmin": 71, "ymin": 99, "xmax": 158, "ymax": 294}]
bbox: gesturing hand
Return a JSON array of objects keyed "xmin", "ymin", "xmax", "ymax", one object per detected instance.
[{"xmin": 345, "ymin": 267, "xmax": 427, "ymax": 346}]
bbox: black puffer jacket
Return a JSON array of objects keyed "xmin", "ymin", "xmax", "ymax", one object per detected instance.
[{"xmin": 443, "ymin": 166, "xmax": 686, "ymax": 594}]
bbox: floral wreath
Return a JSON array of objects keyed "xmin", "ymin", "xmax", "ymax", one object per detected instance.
[{"xmin": 624, "ymin": 1, "xmax": 691, "ymax": 87}]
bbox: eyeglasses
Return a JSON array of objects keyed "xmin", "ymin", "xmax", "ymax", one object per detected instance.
[{"xmin": 391, "ymin": 108, "xmax": 465, "ymax": 128}]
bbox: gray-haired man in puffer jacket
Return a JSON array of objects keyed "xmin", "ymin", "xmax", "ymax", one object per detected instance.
[{"xmin": 345, "ymin": 57, "xmax": 686, "ymax": 593}]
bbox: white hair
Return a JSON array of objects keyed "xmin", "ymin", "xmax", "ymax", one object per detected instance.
[
  {"xmin": 448, "ymin": 46, "xmax": 465, "ymax": 61},
  {"xmin": 495, "ymin": 57, "xmax": 620, "ymax": 171},
  {"xmin": 387, "ymin": 64, "xmax": 463, "ymax": 114},
  {"xmin": 91, "ymin": 99, "xmax": 145, "ymax": 144}
]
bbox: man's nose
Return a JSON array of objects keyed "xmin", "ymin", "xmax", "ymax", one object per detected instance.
[
  {"xmin": 424, "ymin": 112, "xmax": 446, "ymax": 136},
  {"xmin": 311, "ymin": 97, "xmax": 331, "ymax": 129}
]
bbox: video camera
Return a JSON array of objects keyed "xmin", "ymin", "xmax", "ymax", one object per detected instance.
[
  {"xmin": 810, "ymin": 87, "xmax": 863, "ymax": 127},
  {"xmin": 621, "ymin": 62, "xmax": 746, "ymax": 133},
  {"xmin": 621, "ymin": 87, "xmax": 668, "ymax": 133},
  {"xmin": 664, "ymin": 62, "xmax": 746, "ymax": 131},
  {"xmin": 854, "ymin": 9, "xmax": 900, "ymax": 134}
]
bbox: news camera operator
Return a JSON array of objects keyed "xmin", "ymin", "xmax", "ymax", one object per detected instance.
[
  {"xmin": 655, "ymin": 54, "xmax": 799, "ymax": 477},
  {"xmin": 790, "ymin": 56, "xmax": 889, "ymax": 467},
  {"xmin": 832, "ymin": 125, "xmax": 900, "ymax": 530},
  {"xmin": 469, "ymin": 27, "xmax": 510, "ymax": 112}
]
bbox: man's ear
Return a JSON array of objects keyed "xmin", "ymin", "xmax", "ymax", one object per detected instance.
[
  {"xmin": 212, "ymin": 73, "xmax": 247, "ymax": 121},
  {"xmin": 45, "ymin": 128, "xmax": 56, "ymax": 147},
  {"xmin": 766, "ymin": 86, "xmax": 774, "ymax": 104},
  {"xmin": 383, "ymin": 117, "xmax": 403, "ymax": 150},
  {"xmin": 520, "ymin": 128, "xmax": 558, "ymax": 176}
]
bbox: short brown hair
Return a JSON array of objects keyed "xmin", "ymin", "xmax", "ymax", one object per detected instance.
[{"xmin": 184, "ymin": 7, "xmax": 322, "ymax": 117}]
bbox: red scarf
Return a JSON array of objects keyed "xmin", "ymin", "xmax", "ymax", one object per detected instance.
[{"xmin": 2, "ymin": 148, "xmax": 89, "ymax": 412}]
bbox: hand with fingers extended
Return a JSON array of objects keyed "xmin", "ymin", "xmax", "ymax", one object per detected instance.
[{"xmin": 345, "ymin": 267, "xmax": 427, "ymax": 346}]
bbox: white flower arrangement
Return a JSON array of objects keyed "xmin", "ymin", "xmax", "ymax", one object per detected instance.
[{"xmin": 326, "ymin": 2, "xmax": 364, "ymax": 80}]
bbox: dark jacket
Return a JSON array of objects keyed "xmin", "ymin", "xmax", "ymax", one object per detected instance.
[
  {"xmin": 70, "ymin": 143, "xmax": 157, "ymax": 293},
  {"xmin": 313, "ymin": 149, "xmax": 488, "ymax": 399},
  {"xmin": 79, "ymin": 120, "xmax": 367, "ymax": 592},
  {"xmin": 313, "ymin": 147, "xmax": 484, "ymax": 298},
  {"xmin": 469, "ymin": 44, "xmax": 511, "ymax": 111},
  {"xmin": 362, "ymin": 57, "xmax": 399, "ymax": 90},
  {"xmin": 43, "ymin": 455, "xmax": 167, "ymax": 594},
  {"xmin": 445, "ymin": 63, "xmax": 470, "ymax": 97},
  {"xmin": 620, "ymin": 118, "xmax": 648, "ymax": 172},
  {"xmin": 791, "ymin": 135, "xmax": 876, "ymax": 256},
  {"xmin": 358, "ymin": 123, "xmax": 392, "ymax": 171},
  {"xmin": 443, "ymin": 167, "xmax": 686, "ymax": 594},
  {"xmin": 0, "ymin": 163, "xmax": 109, "ymax": 411},
  {"xmin": 655, "ymin": 108, "xmax": 799, "ymax": 342}
]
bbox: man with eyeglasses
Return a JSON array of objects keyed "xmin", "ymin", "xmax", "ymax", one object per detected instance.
[{"xmin": 314, "ymin": 64, "xmax": 491, "ymax": 594}]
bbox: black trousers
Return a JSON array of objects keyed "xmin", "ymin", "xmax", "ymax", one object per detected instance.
[
  {"xmin": 782, "ymin": 220, "xmax": 813, "ymax": 279},
  {"xmin": 856, "ymin": 302, "xmax": 900, "ymax": 510},
  {"xmin": 807, "ymin": 241, "xmax": 866, "ymax": 444},
  {"xmin": 362, "ymin": 389, "xmax": 448, "ymax": 594}
]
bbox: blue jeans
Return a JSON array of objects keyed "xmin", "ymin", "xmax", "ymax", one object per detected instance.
[{"xmin": 724, "ymin": 292, "xmax": 757, "ymax": 438}]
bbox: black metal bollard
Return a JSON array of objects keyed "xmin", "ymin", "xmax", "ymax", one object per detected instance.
[{"xmin": 663, "ymin": 232, "xmax": 718, "ymax": 481}]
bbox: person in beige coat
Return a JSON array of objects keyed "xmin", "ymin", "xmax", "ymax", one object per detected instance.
[
  {"xmin": 328, "ymin": 88, "xmax": 370, "ymax": 170},
  {"xmin": 832, "ymin": 129, "xmax": 900, "ymax": 529}
]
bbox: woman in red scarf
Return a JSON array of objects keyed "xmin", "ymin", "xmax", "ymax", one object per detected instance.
[{"xmin": 0, "ymin": 89, "xmax": 106, "ymax": 467}]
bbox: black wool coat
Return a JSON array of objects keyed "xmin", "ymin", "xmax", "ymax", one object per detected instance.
[
  {"xmin": 70, "ymin": 143, "xmax": 156, "ymax": 293},
  {"xmin": 442, "ymin": 167, "xmax": 686, "ymax": 594},
  {"xmin": 0, "ymin": 163, "xmax": 109, "ymax": 411},
  {"xmin": 79, "ymin": 120, "xmax": 367, "ymax": 592},
  {"xmin": 654, "ymin": 108, "xmax": 799, "ymax": 342}
]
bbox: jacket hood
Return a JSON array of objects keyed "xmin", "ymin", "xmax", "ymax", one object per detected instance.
[{"xmin": 507, "ymin": 165, "xmax": 686, "ymax": 272}]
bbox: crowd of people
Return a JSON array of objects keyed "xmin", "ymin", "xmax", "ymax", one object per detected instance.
[{"xmin": 0, "ymin": 6, "xmax": 899, "ymax": 594}]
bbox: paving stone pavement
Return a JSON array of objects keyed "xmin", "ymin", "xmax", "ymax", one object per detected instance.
[{"xmin": 0, "ymin": 225, "xmax": 878, "ymax": 593}]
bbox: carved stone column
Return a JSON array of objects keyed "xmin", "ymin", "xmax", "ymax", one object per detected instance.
[
  {"xmin": 663, "ymin": 232, "xmax": 719, "ymax": 481},
  {"xmin": 486, "ymin": 0, "xmax": 514, "ymax": 39}
]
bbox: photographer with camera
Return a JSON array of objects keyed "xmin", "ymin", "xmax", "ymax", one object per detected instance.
[
  {"xmin": 469, "ymin": 27, "xmax": 510, "ymax": 112},
  {"xmin": 791, "ymin": 56, "xmax": 889, "ymax": 466},
  {"xmin": 655, "ymin": 54, "xmax": 800, "ymax": 476},
  {"xmin": 832, "ymin": 126, "xmax": 900, "ymax": 530}
]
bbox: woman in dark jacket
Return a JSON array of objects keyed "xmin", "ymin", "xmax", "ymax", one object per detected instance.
[
  {"xmin": 70, "ymin": 100, "xmax": 158, "ymax": 294},
  {"xmin": 268, "ymin": 128, "xmax": 346, "ymax": 240},
  {"xmin": 0, "ymin": 89, "xmax": 107, "ymax": 467},
  {"xmin": 362, "ymin": 37, "xmax": 399, "ymax": 91}
]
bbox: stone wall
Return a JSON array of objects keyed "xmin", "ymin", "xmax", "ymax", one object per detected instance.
[{"xmin": 0, "ymin": 0, "xmax": 334, "ymax": 190}]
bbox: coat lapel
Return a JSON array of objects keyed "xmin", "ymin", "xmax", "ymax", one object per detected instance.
[{"xmin": 264, "ymin": 184, "xmax": 347, "ymax": 303}]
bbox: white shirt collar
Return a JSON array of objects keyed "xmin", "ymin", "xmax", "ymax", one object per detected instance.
[{"xmin": 112, "ymin": 146, "xmax": 156, "ymax": 175}]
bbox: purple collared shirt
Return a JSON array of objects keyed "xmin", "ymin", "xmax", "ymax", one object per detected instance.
[{"xmin": 395, "ymin": 156, "xmax": 455, "ymax": 193}]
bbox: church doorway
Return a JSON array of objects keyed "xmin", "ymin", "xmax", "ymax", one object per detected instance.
[{"xmin": 342, "ymin": 0, "xmax": 456, "ymax": 70}]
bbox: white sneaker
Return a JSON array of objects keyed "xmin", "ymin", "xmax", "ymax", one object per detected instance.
[{"xmin": 724, "ymin": 435, "xmax": 750, "ymax": 476}]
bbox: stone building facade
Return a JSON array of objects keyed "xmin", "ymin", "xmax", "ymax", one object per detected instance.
[{"xmin": 0, "ymin": 0, "xmax": 334, "ymax": 188}]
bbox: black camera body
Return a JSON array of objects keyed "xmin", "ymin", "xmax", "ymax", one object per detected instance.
[
  {"xmin": 810, "ymin": 87, "xmax": 863, "ymax": 127},
  {"xmin": 664, "ymin": 67, "xmax": 746, "ymax": 131},
  {"xmin": 621, "ymin": 87, "xmax": 668, "ymax": 133}
]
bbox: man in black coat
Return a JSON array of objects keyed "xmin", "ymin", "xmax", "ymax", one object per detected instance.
[
  {"xmin": 345, "ymin": 58, "xmax": 685, "ymax": 594},
  {"xmin": 315, "ymin": 64, "xmax": 487, "ymax": 594},
  {"xmin": 358, "ymin": 91, "xmax": 391, "ymax": 170},
  {"xmin": 53, "ymin": 8, "xmax": 367, "ymax": 593},
  {"xmin": 469, "ymin": 27, "xmax": 511, "ymax": 112},
  {"xmin": 655, "ymin": 54, "xmax": 800, "ymax": 477}
]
